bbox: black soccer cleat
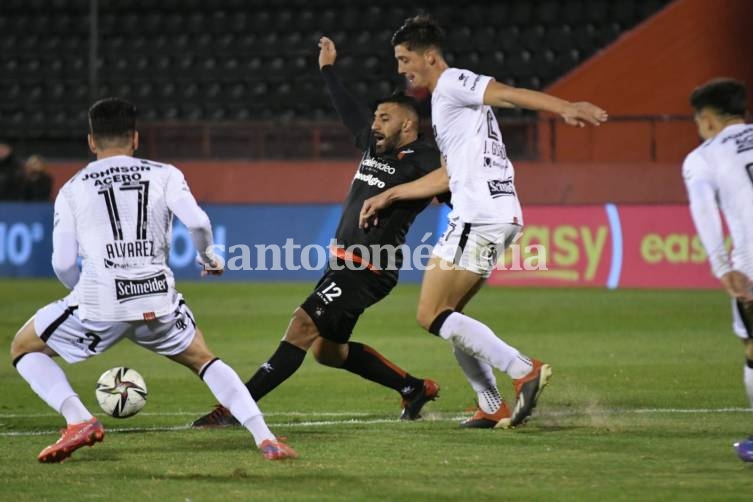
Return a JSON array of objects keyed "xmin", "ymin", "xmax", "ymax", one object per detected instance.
[
  {"xmin": 400, "ymin": 379, "xmax": 440, "ymax": 420},
  {"xmin": 191, "ymin": 404, "xmax": 240, "ymax": 428}
]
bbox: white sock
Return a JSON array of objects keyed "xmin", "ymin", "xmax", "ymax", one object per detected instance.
[
  {"xmin": 60, "ymin": 396, "xmax": 94, "ymax": 424},
  {"xmin": 439, "ymin": 312, "xmax": 532, "ymax": 379},
  {"xmin": 15, "ymin": 352, "xmax": 93, "ymax": 424},
  {"xmin": 478, "ymin": 387, "xmax": 504, "ymax": 414},
  {"xmin": 201, "ymin": 359, "xmax": 274, "ymax": 446},
  {"xmin": 744, "ymin": 365, "xmax": 753, "ymax": 409},
  {"xmin": 507, "ymin": 354, "xmax": 534, "ymax": 380},
  {"xmin": 452, "ymin": 347, "xmax": 502, "ymax": 413},
  {"xmin": 453, "ymin": 346, "xmax": 496, "ymax": 392}
]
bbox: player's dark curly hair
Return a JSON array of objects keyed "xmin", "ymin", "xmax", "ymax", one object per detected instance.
[
  {"xmin": 391, "ymin": 14, "xmax": 445, "ymax": 52},
  {"xmin": 88, "ymin": 97, "xmax": 137, "ymax": 145},
  {"xmin": 375, "ymin": 92, "xmax": 421, "ymax": 119},
  {"xmin": 690, "ymin": 79, "xmax": 747, "ymax": 117}
]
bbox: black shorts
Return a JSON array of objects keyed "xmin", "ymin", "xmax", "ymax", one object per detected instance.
[{"xmin": 300, "ymin": 266, "xmax": 396, "ymax": 343}]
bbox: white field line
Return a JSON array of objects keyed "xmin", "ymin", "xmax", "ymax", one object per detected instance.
[
  {"xmin": 0, "ymin": 411, "xmax": 376, "ymax": 419},
  {"xmin": 0, "ymin": 407, "xmax": 750, "ymax": 438},
  {"xmin": 1, "ymin": 407, "xmax": 748, "ymax": 420}
]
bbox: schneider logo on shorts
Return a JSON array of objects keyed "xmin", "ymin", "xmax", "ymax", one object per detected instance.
[{"xmin": 115, "ymin": 273, "xmax": 169, "ymax": 302}]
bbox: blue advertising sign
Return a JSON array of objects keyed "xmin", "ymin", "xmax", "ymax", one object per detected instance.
[{"xmin": 0, "ymin": 202, "xmax": 448, "ymax": 283}]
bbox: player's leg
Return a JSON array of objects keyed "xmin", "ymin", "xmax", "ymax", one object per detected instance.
[
  {"xmin": 420, "ymin": 221, "xmax": 551, "ymax": 428},
  {"xmin": 169, "ymin": 329, "xmax": 275, "ymax": 445},
  {"xmin": 243, "ymin": 307, "xmax": 317, "ymax": 401},
  {"xmin": 732, "ymin": 300, "xmax": 753, "ymax": 462},
  {"xmin": 306, "ymin": 268, "xmax": 439, "ymax": 419},
  {"xmin": 238, "ymin": 269, "xmax": 351, "ymax": 406},
  {"xmin": 311, "ymin": 336, "xmax": 439, "ymax": 420},
  {"xmin": 452, "ymin": 279, "xmax": 509, "ymax": 427},
  {"xmin": 417, "ymin": 256, "xmax": 532, "ymax": 376},
  {"xmin": 10, "ymin": 303, "xmax": 106, "ymax": 462},
  {"xmin": 733, "ymin": 300, "xmax": 753, "ymax": 408},
  {"xmin": 417, "ymin": 257, "xmax": 516, "ymax": 426},
  {"xmin": 745, "ymin": 339, "xmax": 753, "ymax": 409},
  {"xmin": 156, "ymin": 302, "xmax": 296, "ymax": 459},
  {"xmin": 191, "ymin": 305, "xmax": 316, "ymax": 429}
]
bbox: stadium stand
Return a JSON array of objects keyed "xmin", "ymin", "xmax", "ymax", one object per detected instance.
[{"xmin": 0, "ymin": 0, "xmax": 670, "ymax": 158}]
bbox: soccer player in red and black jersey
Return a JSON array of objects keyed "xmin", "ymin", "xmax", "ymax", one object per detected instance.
[{"xmin": 192, "ymin": 37, "xmax": 445, "ymax": 427}]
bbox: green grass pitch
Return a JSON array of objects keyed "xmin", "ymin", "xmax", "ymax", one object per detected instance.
[{"xmin": 1, "ymin": 278, "xmax": 753, "ymax": 501}]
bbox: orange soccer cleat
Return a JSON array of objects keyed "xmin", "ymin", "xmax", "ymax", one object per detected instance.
[
  {"xmin": 259, "ymin": 438, "xmax": 299, "ymax": 460},
  {"xmin": 460, "ymin": 401, "xmax": 512, "ymax": 428},
  {"xmin": 37, "ymin": 417, "xmax": 105, "ymax": 463}
]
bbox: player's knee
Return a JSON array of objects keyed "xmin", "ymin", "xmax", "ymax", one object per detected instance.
[
  {"xmin": 284, "ymin": 309, "xmax": 319, "ymax": 349},
  {"xmin": 10, "ymin": 321, "xmax": 43, "ymax": 362},
  {"xmin": 418, "ymin": 308, "xmax": 456, "ymax": 336},
  {"xmin": 171, "ymin": 334, "xmax": 216, "ymax": 374},
  {"xmin": 183, "ymin": 351, "xmax": 215, "ymax": 374},
  {"xmin": 311, "ymin": 339, "xmax": 346, "ymax": 367},
  {"xmin": 416, "ymin": 305, "xmax": 438, "ymax": 331}
]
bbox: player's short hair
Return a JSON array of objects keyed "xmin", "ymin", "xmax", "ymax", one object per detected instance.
[
  {"xmin": 374, "ymin": 92, "xmax": 421, "ymax": 122},
  {"xmin": 391, "ymin": 14, "xmax": 445, "ymax": 52},
  {"xmin": 88, "ymin": 97, "xmax": 136, "ymax": 145},
  {"xmin": 690, "ymin": 79, "xmax": 747, "ymax": 118}
]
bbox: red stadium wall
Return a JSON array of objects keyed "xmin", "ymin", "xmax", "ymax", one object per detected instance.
[
  {"xmin": 48, "ymin": 160, "xmax": 688, "ymax": 205},
  {"xmin": 541, "ymin": 0, "xmax": 753, "ymax": 163}
]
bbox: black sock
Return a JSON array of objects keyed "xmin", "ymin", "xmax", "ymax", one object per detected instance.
[
  {"xmin": 245, "ymin": 341, "xmax": 307, "ymax": 401},
  {"xmin": 340, "ymin": 341, "xmax": 424, "ymax": 398}
]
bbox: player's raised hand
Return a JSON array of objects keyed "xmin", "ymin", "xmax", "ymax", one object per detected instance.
[
  {"xmin": 561, "ymin": 101, "xmax": 608, "ymax": 127},
  {"xmin": 359, "ymin": 192, "xmax": 392, "ymax": 229},
  {"xmin": 721, "ymin": 270, "xmax": 753, "ymax": 302},
  {"xmin": 318, "ymin": 36, "xmax": 337, "ymax": 69}
]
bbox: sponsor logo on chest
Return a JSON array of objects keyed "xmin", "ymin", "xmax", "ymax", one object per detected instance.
[{"xmin": 115, "ymin": 273, "xmax": 168, "ymax": 302}]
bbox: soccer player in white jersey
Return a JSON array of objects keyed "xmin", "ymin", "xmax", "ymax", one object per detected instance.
[
  {"xmin": 681, "ymin": 79, "xmax": 753, "ymax": 462},
  {"xmin": 9, "ymin": 98, "xmax": 297, "ymax": 462},
  {"xmin": 360, "ymin": 15, "xmax": 607, "ymax": 428}
]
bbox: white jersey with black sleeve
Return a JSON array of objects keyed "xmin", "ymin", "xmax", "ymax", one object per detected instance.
[
  {"xmin": 682, "ymin": 123, "xmax": 753, "ymax": 279},
  {"xmin": 431, "ymin": 67, "xmax": 523, "ymax": 225},
  {"xmin": 53, "ymin": 155, "xmax": 213, "ymax": 322}
]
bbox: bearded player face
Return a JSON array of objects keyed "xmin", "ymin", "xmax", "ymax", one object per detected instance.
[{"xmin": 371, "ymin": 102, "xmax": 415, "ymax": 154}]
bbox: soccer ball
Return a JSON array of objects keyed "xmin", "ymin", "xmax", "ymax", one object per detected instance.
[{"xmin": 95, "ymin": 367, "xmax": 148, "ymax": 418}]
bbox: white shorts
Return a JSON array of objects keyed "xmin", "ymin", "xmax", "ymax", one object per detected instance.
[
  {"xmin": 33, "ymin": 297, "xmax": 197, "ymax": 364},
  {"xmin": 732, "ymin": 299, "xmax": 753, "ymax": 340},
  {"xmin": 432, "ymin": 216, "xmax": 522, "ymax": 278}
]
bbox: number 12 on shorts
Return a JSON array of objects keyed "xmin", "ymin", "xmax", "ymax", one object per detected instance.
[{"xmin": 321, "ymin": 282, "xmax": 342, "ymax": 304}]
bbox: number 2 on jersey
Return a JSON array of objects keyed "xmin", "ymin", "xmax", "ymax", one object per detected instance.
[{"xmin": 98, "ymin": 181, "xmax": 150, "ymax": 240}]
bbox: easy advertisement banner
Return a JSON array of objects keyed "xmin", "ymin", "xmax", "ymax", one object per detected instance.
[{"xmin": 487, "ymin": 204, "xmax": 719, "ymax": 289}]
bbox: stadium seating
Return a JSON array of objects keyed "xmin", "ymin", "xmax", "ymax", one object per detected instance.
[{"xmin": 0, "ymin": 0, "xmax": 670, "ymax": 157}]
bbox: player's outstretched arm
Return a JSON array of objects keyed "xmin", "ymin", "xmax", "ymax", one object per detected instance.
[
  {"xmin": 359, "ymin": 167, "xmax": 449, "ymax": 229},
  {"xmin": 319, "ymin": 36, "xmax": 371, "ymax": 138},
  {"xmin": 483, "ymin": 81, "xmax": 608, "ymax": 127},
  {"xmin": 166, "ymin": 170, "xmax": 224, "ymax": 276}
]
